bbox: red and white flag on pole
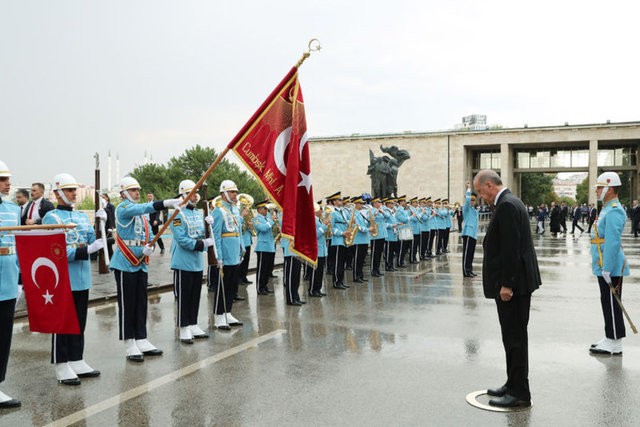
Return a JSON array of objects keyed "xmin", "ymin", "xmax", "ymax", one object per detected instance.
[
  {"xmin": 228, "ymin": 67, "xmax": 317, "ymax": 265},
  {"xmin": 14, "ymin": 231, "xmax": 80, "ymax": 334}
]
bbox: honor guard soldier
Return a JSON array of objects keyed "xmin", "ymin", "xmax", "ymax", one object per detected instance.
[
  {"xmin": 461, "ymin": 182, "xmax": 479, "ymax": 277},
  {"xmin": 43, "ymin": 173, "xmax": 104, "ymax": 384},
  {"xmin": 418, "ymin": 198, "xmax": 431, "ymax": 260},
  {"xmin": 169, "ymin": 180, "xmax": 212, "ymax": 344},
  {"xmin": 395, "ymin": 195, "xmax": 410, "ymax": 268},
  {"xmin": 330, "ymin": 192, "xmax": 350, "ymax": 289},
  {"xmin": 408, "ymin": 197, "xmax": 422, "ymax": 263},
  {"xmin": 351, "ymin": 197, "xmax": 371, "ymax": 283},
  {"xmin": 590, "ymin": 172, "xmax": 630, "ymax": 355},
  {"xmin": 324, "ymin": 193, "xmax": 340, "ymax": 275},
  {"xmin": 383, "ymin": 198, "xmax": 399, "ymax": 271},
  {"xmin": 369, "ymin": 197, "xmax": 388, "ymax": 277},
  {"xmin": 308, "ymin": 203, "xmax": 328, "ymax": 297},
  {"xmin": 0, "ymin": 161, "xmax": 21, "ymax": 408},
  {"xmin": 252, "ymin": 200, "xmax": 276, "ymax": 295},
  {"xmin": 442, "ymin": 199, "xmax": 453, "ymax": 253},
  {"xmin": 433, "ymin": 199, "xmax": 445, "ymax": 255},
  {"xmin": 211, "ymin": 180, "xmax": 244, "ymax": 330},
  {"xmin": 111, "ymin": 176, "xmax": 181, "ymax": 362}
]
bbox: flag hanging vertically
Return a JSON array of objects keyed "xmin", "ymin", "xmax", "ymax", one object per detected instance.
[
  {"xmin": 14, "ymin": 231, "xmax": 80, "ymax": 334},
  {"xmin": 228, "ymin": 66, "xmax": 317, "ymax": 265}
]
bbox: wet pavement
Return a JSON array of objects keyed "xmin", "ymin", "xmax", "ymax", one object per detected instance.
[{"xmin": 2, "ymin": 222, "xmax": 640, "ymax": 426}]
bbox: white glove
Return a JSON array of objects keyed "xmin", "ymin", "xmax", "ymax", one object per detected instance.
[
  {"xmin": 602, "ymin": 271, "xmax": 612, "ymax": 285},
  {"xmin": 204, "ymin": 215, "xmax": 213, "ymax": 225},
  {"xmin": 87, "ymin": 239, "xmax": 105, "ymax": 254},
  {"xmin": 217, "ymin": 261, "xmax": 224, "ymax": 270},
  {"xmin": 203, "ymin": 238, "xmax": 214, "ymax": 248},
  {"xmin": 95, "ymin": 208, "xmax": 107, "ymax": 221},
  {"xmin": 163, "ymin": 198, "xmax": 182, "ymax": 209},
  {"xmin": 142, "ymin": 244, "xmax": 154, "ymax": 256}
]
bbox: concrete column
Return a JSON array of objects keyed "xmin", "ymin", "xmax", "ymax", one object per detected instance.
[
  {"xmin": 588, "ymin": 139, "xmax": 598, "ymax": 205},
  {"xmin": 499, "ymin": 143, "xmax": 513, "ymax": 190}
]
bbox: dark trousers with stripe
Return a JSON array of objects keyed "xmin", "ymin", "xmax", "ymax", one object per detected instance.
[
  {"xmin": 427, "ymin": 230, "xmax": 436, "ymax": 256},
  {"xmin": 0, "ymin": 299, "xmax": 15, "ymax": 382},
  {"xmin": 370, "ymin": 238, "xmax": 384, "ymax": 274},
  {"xmin": 283, "ymin": 256, "xmax": 301, "ymax": 303},
  {"xmin": 345, "ymin": 245, "xmax": 354, "ymax": 269},
  {"xmin": 51, "ymin": 290, "xmax": 88, "ymax": 363},
  {"xmin": 496, "ymin": 294, "xmax": 531, "ymax": 400},
  {"xmin": 411, "ymin": 234, "xmax": 420, "ymax": 262},
  {"xmin": 384, "ymin": 241, "xmax": 398, "ymax": 269},
  {"xmin": 326, "ymin": 241, "xmax": 335, "ymax": 274},
  {"xmin": 443, "ymin": 227, "xmax": 451, "ymax": 251},
  {"xmin": 214, "ymin": 265, "xmax": 240, "ymax": 315},
  {"xmin": 174, "ymin": 270, "xmax": 203, "ymax": 327},
  {"xmin": 420, "ymin": 232, "xmax": 429, "ymax": 258},
  {"xmin": 598, "ymin": 276, "xmax": 625, "ymax": 339},
  {"xmin": 461, "ymin": 236, "xmax": 476, "ymax": 275},
  {"xmin": 333, "ymin": 245, "xmax": 346, "ymax": 285},
  {"xmin": 436, "ymin": 229, "xmax": 445, "ymax": 253},
  {"xmin": 256, "ymin": 251, "xmax": 275, "ymax": 293},
  {"xmin": 239, "ymin": 245, "xmax": 251, "ymax": 281},
  {"xmin": 398, "ymin": 239, "xmax": 411, "ymax": 266},
  {"xmin": 114, "ymin": 270, "xmax": 149, "ymax": 341},
  {"xmin": 309, "ymin": 256, "xmax": 326, "ymax": 294},
  {"xmin": 353, "ymin": 243, "xmax": 368, "ymax": 280}
]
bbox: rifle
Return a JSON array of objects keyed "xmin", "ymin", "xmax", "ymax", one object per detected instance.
[
  {"xmin": 202, "ymin": 182, "xmax": 218, "ymax": 266},
  {"xmin": 94, "ymin": 153, "xmax": 109, "ymax": 274}
]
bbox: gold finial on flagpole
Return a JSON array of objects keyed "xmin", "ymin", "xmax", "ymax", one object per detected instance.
[{"xmin": 296, "ymin": 38, "xmax": 321, "ymax": 68}]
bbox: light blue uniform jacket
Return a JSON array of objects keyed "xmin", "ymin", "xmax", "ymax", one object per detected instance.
[
  {"xmin": 372, "ymin": 207, "xmax": 389, "ymax": 240},
  {"xmin": 316, "ymin": 217, "xmax": 328, "ymax": 257},
  {"xmin": 461, "ymin": 190, "xmax": 479, "ymax": 240},
  {"xmin": 331, "ymin": 208, "xmax": 350, "ymax": 247},
  {"xmin": 353, "ymin": 209, "xmax": 371, "ymax": 245},
  {"xmin": 591, "ymin": 199, "xmax": 630, "ymax": 277},
  {"xmin": 169, "ymin": 206, "xmax": 205, "ymax": 272},
  {"xmin": 0, "ymin": 200, "xmax": 20, "ymax": 301},
  {"xmin": 253, "ymin": 214, "xmax": 276, "ymax": 253},
  {"xmin": 211, "ymin": 201, "xmax": 243, "ymax": 266},
  {"xmin": 42, "ymin": 207, "xmax": 95, "ymax": 291}
]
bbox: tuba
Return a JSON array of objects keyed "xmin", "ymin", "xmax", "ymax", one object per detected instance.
[
  {"xmin": 210, "ymin": 195, "xmax": 223, "ymax": 209},
  {"xmin": 238, "ymin": 193, "xmax": 256, "ymax": 236}
]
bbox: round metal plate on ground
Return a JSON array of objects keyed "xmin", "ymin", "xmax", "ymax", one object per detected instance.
[{"xmin": 465, "ymin": 390, "xmax": 532, "ymax": 413}]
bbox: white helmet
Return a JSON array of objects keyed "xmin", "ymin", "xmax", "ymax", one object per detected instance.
[
  {"xmin": 179, "ymin": 179, "xmax": 197, "ymax": 196},
  {"xmin": 220, "ymin": 179, "xmax": 238, "ymax": 193},
  {"xmin": 120, "ymin": 176, "xmax": 141, "ymax": 192},
  {"xmin": 0, "ymin": 160, "xmax": 11, "ymax": 177},
  {"xmin": 53, "ymin": 173, "xmax": 79, "ymax": 191},
  {"xmin": 595, "ymin": 172, "xmax": 622, "ymax": 187}
]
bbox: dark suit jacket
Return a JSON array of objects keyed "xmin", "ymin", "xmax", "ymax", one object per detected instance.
[
  {"xmin": 588, "ymin": 207, "xmax": 597, "ymax": 224},
  {"xmin": 20, "ymin": 199, "xmax": 55, "ymax": 225},
  {"xmin": 632, "ymin": 206, "xmax": 640, "ymax": 221},
  {"xmin": 482, "ymin": 189, "xmax": 541, "ymax": 299}
]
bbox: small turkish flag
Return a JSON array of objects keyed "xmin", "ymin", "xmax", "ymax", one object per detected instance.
[{"xmin": 14, "ymin": 231, "xmax": 80, "ymax": 334}]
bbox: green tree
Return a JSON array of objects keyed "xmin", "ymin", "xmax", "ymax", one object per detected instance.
[
  {"xmin": 520, "ymin": 173, "xmax": 554, "ymax": 206},
  {"xmin": 575, "ymin": 177, "xmax": 589, "ymax": 205},
  {"xmin": 131, "ymin": 145, "xmax": 266, "ymax": 202}
]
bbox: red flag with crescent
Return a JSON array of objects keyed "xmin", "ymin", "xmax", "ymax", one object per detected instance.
[
  {"xmin": 14, "ymin": 231, "xmax": 80, "ymax": 334},
  {"xmin": 228, "ymin": 67, "xmax": 317, "ymax": 265}
]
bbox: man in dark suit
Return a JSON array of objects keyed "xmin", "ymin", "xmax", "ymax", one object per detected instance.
[
  {"xmin": 587, "ymin": 203, "xmax": 597, "ymax": 233},
  {"xmin": 21, "ymin": 182, "xmax": 54, "ymax": 225},
  {"xmin": 474, "ymin": 170, "xmax": 541, "ymax": 409},
  {"xmin": 631, "ymin": 200, "xmax": 640, "ymax": 238}
]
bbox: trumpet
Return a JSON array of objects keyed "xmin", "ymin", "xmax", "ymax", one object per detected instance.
[{"xmin": 238, "ymin": 193, "xmax": 256, "ymax": 236}]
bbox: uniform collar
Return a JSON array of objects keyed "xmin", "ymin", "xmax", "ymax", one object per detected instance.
[
  {"xmin": 604, "ymin": 198, "xmax": 619, "ymax": 208},
  {"xmin": 58, "ymin": 205, "xmax": 73, "ymax": 211}
]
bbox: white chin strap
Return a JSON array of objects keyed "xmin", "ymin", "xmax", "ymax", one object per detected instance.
[
  {"xmin": 123, "ymin": 190, "xmax": 137, "ymax": 203},
  {"xmin": 55, "ymin": 189, "xmax": 75, "ymax": 207},
  {"xmin": 184, "ymin": 193, "xmax": 200, "ymax": 206},
  {"xmin": 598, "ymin": 186, "xmax": 609, "ymax": 202}
]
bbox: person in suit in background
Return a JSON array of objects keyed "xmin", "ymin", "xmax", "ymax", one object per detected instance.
[
  {"xmin": 21, "ymin": 182, "xmax": 54, "ymax": 225},
  {"xmin": 560, "ymin": 202, "xmax": 568, "ymax": 234},
  {"xmin": 570, "ymin": 203, "xmax": 584, "ymax": 234},
  {"xmin": 101, "ymin": 193, "xmax": 116, "ymax": 258},
  {"xmin": 474, "ymin": 169, "xmax": 541, "ymax": 409},
  {"xmin": 588, "ymin": 203, "xmax": 597, "ymax": 233},
  {"xmin": 14, "ymin": 189, "xmax": 29, "ymax": 217},
  {"xmin": 630, "ymin": 200, "xmax": 640, "ymax": 238}
]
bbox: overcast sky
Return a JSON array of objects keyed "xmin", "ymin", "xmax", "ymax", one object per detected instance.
[{"xmin": 2, "ymin": 1, "xmax": 639, "ymax": 186}]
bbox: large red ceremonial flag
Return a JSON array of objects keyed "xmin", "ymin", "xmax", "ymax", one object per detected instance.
[
  {"xmin": 228, "ymin": 67, "xmax": 317, "ymax": 265},
  {"xmin": 14, "ymin": 231, "xmax": 80, "ymax": 334}
]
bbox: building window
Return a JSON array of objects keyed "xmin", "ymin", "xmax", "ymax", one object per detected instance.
[
  {"xmin": 474, "ymin": 151, "xmax": 501, "ymax": 170},
  {"xmin": 598, "ymin": 147, "xmax": 636, "ymax": 167}
]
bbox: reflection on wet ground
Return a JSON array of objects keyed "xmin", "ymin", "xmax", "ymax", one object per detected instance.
[{"xmin": 3, "ymin": 223, "xmax": 640, "ymax": 425}]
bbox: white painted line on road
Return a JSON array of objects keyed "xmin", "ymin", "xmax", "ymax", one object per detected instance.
[{"xmin": 45, "ymin": 329, "xmax": 287, "ymax": 427}]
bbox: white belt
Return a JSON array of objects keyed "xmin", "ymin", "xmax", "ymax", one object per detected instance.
[{"xmin": 122, "ymin": 239, "xmax": 145, "ymax": 247}]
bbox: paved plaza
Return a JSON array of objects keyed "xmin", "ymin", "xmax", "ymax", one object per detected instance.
[{"xmin": 3, "ymin": 221, "xmax": 640, "ymax": 426}]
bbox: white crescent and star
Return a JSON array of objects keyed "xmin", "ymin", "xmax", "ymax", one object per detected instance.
[
  {"xmin": 273, "ymin": 127, "xmax": 313, "ymax": 194},
  {"xmin": 31, "ymin": 257, "xmax": 60, "ymax": 304}
]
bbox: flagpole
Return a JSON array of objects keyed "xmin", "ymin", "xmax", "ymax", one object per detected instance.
[
  {"xmin": 144, "ymin": 39, "xmax": 321, "ymax": 252},
  {"xmin": 0, "ymin": 224, "xmax": 76, "ymax": 232}
]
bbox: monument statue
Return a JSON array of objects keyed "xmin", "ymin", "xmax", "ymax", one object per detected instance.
[{"xmin": 367, "ymin": 145, "xmax": 411, "ymax": 199}]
